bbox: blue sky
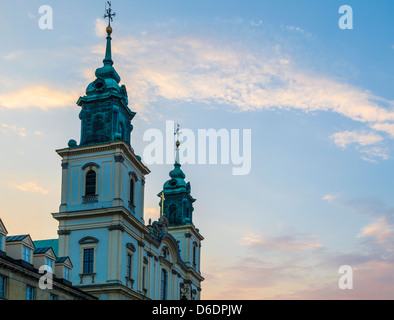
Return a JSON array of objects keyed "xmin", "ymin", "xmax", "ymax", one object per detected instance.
[{"xmin": 0, "ymin": 0, "xmax": 393, "ymax": 299}]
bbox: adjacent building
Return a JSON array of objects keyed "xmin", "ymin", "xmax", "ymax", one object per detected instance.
[{"xmin": 0, "ymin": 219, "xmax": 96, "ymax": 300}]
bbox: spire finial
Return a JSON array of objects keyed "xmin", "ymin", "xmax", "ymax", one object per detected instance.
[
  {"xmin": 102, "ymin": 1, "xmax": 116, "ymax": 66},
  {"xmin": 174, "ymin": 123, "xmax": 181, "ymax": 165},
  {"xmin": 104, "ymin": 1, "xmax": 116, "ymax": 34},
  {"xmin": 168, "ymin": 123, "xmax": 185, "ymax": 179}
]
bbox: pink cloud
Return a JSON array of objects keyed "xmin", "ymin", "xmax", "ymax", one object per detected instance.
[{"xmin": 241, "ymin": 232, "xmax": 322, "ymax": 251}]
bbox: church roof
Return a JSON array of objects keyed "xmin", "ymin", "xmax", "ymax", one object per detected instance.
[
  {"xmin": 33, "ymin": 239, "xmax": 58, "ymax": 256},
  {"xmin": 6, "ymin": 235, "xmax": 29, "ymax": 242}
]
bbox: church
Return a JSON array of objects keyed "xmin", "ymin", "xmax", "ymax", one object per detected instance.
[{"xmin": 0, "ymin": 7, "xmax": 203, "ymax": 300}]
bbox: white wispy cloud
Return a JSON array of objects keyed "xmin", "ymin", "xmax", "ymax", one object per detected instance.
[
  {"xmin": 361, "ymin": 146, "xmax": 389, "ymax": 161},
  {"xmin": 329, "ymin": 130, "xmax": 383, "ymax": 149},
  {"xmin": 2, "ymin": 18, "xmax": 393, "ymax": 161},
  {"xmin": 95, "ymin": 18, "xmax": 107, "ymax": 37},
  {"xmin": 100, "ymin": 31, "xmax": 394, "ymax": 124},
  {"xmin": 358, "ymin": 216, "xmax": 394, "ymax": 251},
  {"xmin": 371, "ymin": 123, "xmax": 394, "ymax": 138},
  {"xmin": 0, "ymin": 86, "xmax": 76, "ymax": 110},
  {"xmin": 11, "ymin": 182, "xmax": 49, "ymax": 195},
  {"xmin": 241, "ymin": 232, "xmax": 322, "ymax": 251},
  {"xmin": 322, "ymin": 194, "xmax": 338, "ymax": 203},
  {"xmin": 94, "ymin": 29, "xmax": 393, "ymax": 162},
  {"xmin": 1, "ymin": 124, "xmax": 27, "ymax": 137}
]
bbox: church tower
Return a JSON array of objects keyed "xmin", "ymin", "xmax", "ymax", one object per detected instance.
[
  {"xmin": 53, "ymin": 6, "xmax": 151, "ymax": 299},
  {"xmin": 52, "ymin": 5, "xmax": 203, "ymax": 300},
  {"xmin": 158, "ymin": 127, "xmax": 203, "ymax": 286}
]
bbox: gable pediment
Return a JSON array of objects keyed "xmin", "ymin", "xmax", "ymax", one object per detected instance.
[{"xmin": 0, "ymin": 219, "xmax": 8, "ymax": 236}]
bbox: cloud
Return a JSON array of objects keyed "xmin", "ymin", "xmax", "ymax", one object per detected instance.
[
  {"xmin": 281, "ymin": 24, "xmax": 305, "ymax": 34},
  {"xmin": 360, "ymin": 146, "xmax": 389, "ymax": 161},
  {"xmin": 371, "ymin": 123, "xmax": 394, "ymax": 138},
  {"xmin": 273, "ymin": 260, "xmax": 394, "ymax": 300},
  {"xmin": 204, "ymin": 196, "xmax": 394, "ymax": 299},
  {"xmin": 103, "ymin": 33, "xmax": 394, "ymax": 124},
  {"xmin": 241, "ymin": 232, "xmax": 322, "ymax": 252},
  {"xmin": 205, "ymin": 226, "xmax": 394, "ymax": 299},
  {"xmin": 329, "ymin": 130, "xmax": 389, "ymax": 161},
  {"xmin": 323, "ymin": 194, "xmax": 389, "ymax": 219},
  {"xmin": 2, "ymin": 20, "xmax": 393, "ymax": 156},
  {"xmin": 11, "ymin": 182, "xmax": 49, "ymax": 195},
  {"xmin": 322, "ymin": 194, "xmax": 338, "ymax": 203},
  {"xmin": 95, "ymin": 18, "xmax": 107, "ymax": 37},
  {"xmin": 322, "ymin": 194, "xmax": 394, "ymax": 253},
  {"xmin": 144, "ymin": 206, "xmax": 160, "ymax": 222},
  {"xmin": 329, "ymin": 130, "xmax": 383, "ymax": 149},
  {"xmin": 358, "ymin": 217, "xmax": 394, "ymax": 250},
  {"xmin": 1, "ymin": 124, "xmax": 27, "ymax": 137},
  {"xmin": 0, "ymin": 86, "xmax": 76, "ymax": 110},
  {"xmin": 83, "ymin": 31, "xmax": 393, "ymax": 161}
]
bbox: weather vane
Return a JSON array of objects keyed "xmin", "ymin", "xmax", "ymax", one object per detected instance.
[{"xmin": 104, "ymin": 1, "xmax": 116, "ymax": 27}]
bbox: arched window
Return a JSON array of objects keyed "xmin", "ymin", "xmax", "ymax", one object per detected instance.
[
  {"xmin": 193, "ymin": 244, "xmax": 197, "ymax": 266},
  {"xmin": 85, "ymin": 170, "xmax": 96, "ymax": 196},
  {"xmin": 160, "ymin": 269, "xmax": 168, "ymax": 300},
  {"xmin": 129, "ymin": 178, "xmax": 135, "ymax": 211}
]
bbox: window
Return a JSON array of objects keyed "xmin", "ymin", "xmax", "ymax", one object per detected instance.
[
  {"xmin": 0, "ymin": 236, "xmax": 3, "ymax": 251},
  {"xmin": 129, "ymin": 178, "xmax": 135, "ymax": 210},
  {"xmin": 0, "ymin": 276, "xmax": 6, "ymax": 299},
  {"xmin": 50, "ymin": 294, "xmax": 58, "ymax": 300},
  {"xmin": 64, "ymin": 267, "xmax": 70, "ymax": 281},
  {"xmin": 142, "ymin": 266, "xmax": 146, "ymax": 291},
  {"xmin": 160, "ymin": 269, "xmax": 168, "ymax": 300},
  {"xmin": 83, "ymin": 248, "xmax": 94, "ymax": 274},
  {"xmin": 45, "ymin": 258, "xmax": 54, "ymax": 271},
  {"xmin": 85, "ymin": 170, "xmax": 97, "ymax": 196},
  {"xmin": 26, "ymin": 285, "xmax": 34, "ymax": 300},
  {"xmin": 193, "ymin": 245, "xmax": 197, "ymax": 266},
  {"xmin": 126, "ymin": 254, "xmax": 132, "ymax": 279},
  {"xmin": 22, "ymin": 246, "xmax": 31, "ymax": 263}
]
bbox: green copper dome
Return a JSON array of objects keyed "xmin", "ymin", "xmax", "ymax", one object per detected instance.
[
  {"xmin": 85, "ymin": 32, "xmax": 122, "ymax": 96},
  {"xmin": 158, "ymin": 138, "xmax": 196, "ymax": 226},
  {"xmin": 76, "ymin": 24, "xmax": 135, "ymax": 147}
]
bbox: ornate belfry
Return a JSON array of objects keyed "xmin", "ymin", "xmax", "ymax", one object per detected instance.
[
  {"xmin": 52, "ymin": 4, "xmax": 204, "ymax": 300},
  {"xmin": 159, "ymin": 125, "xmax": 196, "ymax": 227},
  {"xmin": 77, "ymin": 5, "xmax": 134, "ymax": 147}
]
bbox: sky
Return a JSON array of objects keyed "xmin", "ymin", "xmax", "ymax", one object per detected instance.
[{"xmin": 0, "ymin": 0, "xmax": 393, "ymax": 299}]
